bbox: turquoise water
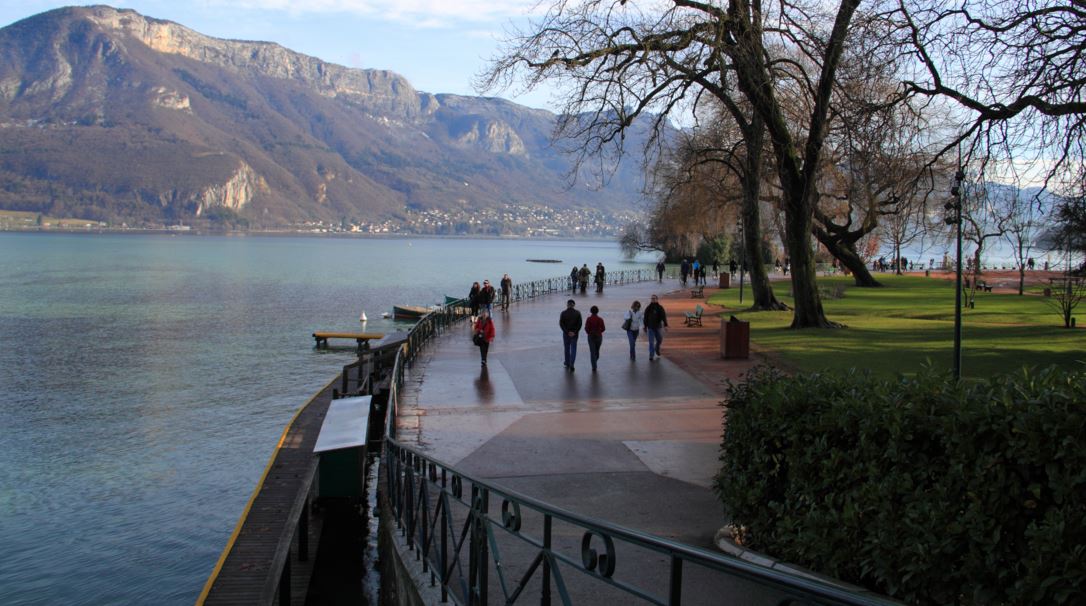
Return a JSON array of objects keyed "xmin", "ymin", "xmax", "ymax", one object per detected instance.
[{"xmin": 0, "ymin": 232, "xmax": 652, "ymax": 604}]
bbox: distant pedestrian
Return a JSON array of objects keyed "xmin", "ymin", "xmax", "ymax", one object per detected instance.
[
  {"xmin": 570, "ymin": 266, "xmax": 579, "ymax": 292},
  {"xmin": 1028, "ymin": 257, "xmax": 1035, "ymax": 271},
  {"xmin": 595, "ymin": 262, "xmax": 606, "ymax": 293},
  {"xmin": 680, "ymin": 258, "xmax": 690, "ymax": 287},
  {"xmin": 656, "ymin": 260, "xmax": 666, "ymax": 282},
  {"xmin": 468, "ymin": 281, "xmax": 481, "ymax": 320},
  {"xmin": 585, "ymin": 305, "xmax": 605, "ymax": 371},
  {"xmin": 692, "ymin": 259, "xmax": 701, "ymax": 285},
  {"xmin": 711, "ymin": 260, "xmax": 719, "ymax": 277},
  {"xmin": 623, "ymin": 300, "xmax": 643, "ymax": 361},
  {"xmin": 643, "ymin": 294, "xmax": 668, "ymax": 361},
  {"xmin": 500, "ymin": 273, "xmax": 513, "ymax": 311},
  {"xmin": 559, "ymin": 299, "xmax": 583, "ymax": 371},
  {"xmin": 578, "ymin": 264, "xmax": 590, "ymax": 294},
  {"xmin": 473, "ymin": 310, "xmax": 495, "ymax": 366},
  {"xmin": 479, "ymin": 280, "xmax": 496, "ymax": 315},
  {"xmin": 729, "ymin": 259, "xmax": 737, "ymax": 276}
]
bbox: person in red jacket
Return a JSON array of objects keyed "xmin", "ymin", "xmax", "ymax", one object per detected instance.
[
  {"xmin": 585, "ymin": 305, "xmax": 606, "ymax": 372},
  {"xmin": 473, "ymin": 309, "xmax": 495, "ymax": 366}
]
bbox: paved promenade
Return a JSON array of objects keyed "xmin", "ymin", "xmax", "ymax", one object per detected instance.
[{"xmin": 396, "ymin": 279, "xmax": 734, "ymax": 549}]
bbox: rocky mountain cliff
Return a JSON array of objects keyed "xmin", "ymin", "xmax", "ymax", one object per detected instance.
[{"xmin": 0, "ymin": 5, "xmax": 650, "ymax": 231}]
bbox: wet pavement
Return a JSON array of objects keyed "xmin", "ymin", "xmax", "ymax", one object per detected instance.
[{"xmin": 397, "ymin": 279, "xmax": 728, "ymax": 547}]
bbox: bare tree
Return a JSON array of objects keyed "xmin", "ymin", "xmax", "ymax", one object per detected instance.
[
  {"xmin": 956, "ymin": 172, "xmax": 1009, "ymax": 306},
  {"xmin": 895, "ymin": 0, "xmax": 1086, "ymax": 181},
  {"xmin": 481, "ymin": 0, "xmax": 877, "ymax": 327},
  {"xmin": 1001, "ymin": 186, "xmax": 1046, "ymax": 295}
]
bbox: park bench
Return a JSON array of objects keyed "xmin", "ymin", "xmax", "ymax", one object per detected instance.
[
  {"xmin": 978, "ymin": 281, "xmax": 993, "ymax": 292},
  {"xmin": 691, "ymin": 285, "xmax": 704, "ymax": 298},
  {"xmin": 684, "ymin": 304, "xmax": 704, "ymax": 327}
]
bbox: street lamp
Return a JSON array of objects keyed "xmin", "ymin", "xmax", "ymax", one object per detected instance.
[
  {"xmin": 737, "ymin": 223, "xmax": 746, "ymax": 304},
  {"xmin": 945, "ymin": 168, "xmax": 965, "ymax": 380}
]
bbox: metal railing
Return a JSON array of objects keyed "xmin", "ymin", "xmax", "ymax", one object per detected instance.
[{"xmin": 378, "ymin": 270, "xmax": 893, "ymax": 605}]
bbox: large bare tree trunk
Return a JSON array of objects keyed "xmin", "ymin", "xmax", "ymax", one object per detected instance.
[
  {"xmin": 742, "ymin": 116, "xmax": 788, "ymax": 311},
  {"xmin": 813, "ymin": 227, "xmax": 883, "ymax": 287},
  {"xmin": 783, "ymin": 194, "xmax": 835, "ymax": 327}
]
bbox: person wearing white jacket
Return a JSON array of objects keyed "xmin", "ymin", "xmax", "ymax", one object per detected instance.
[{"xmin": 622, "ymin": 301, "xmax": 644, "ymax": 361}]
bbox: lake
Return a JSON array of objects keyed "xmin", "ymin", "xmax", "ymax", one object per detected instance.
[{"xmin": 0, "ymin": 232, "xmax": 653, "ymax": 604}]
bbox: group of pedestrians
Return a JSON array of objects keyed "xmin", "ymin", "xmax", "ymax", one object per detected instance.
[
  {"xmin": 558, "ymin": 295, "xmax": 667, "ymax": 372},
  {"xmin": 569, "ymin": 263, "xmax": 607, "ymax": 293},
  {"xmin": 469, "ymin": 274, "xmax": 512, "ymax": 366},
  {"xmin": 679, "ymin": 258, "xmax": 708, "ymax": 287}
]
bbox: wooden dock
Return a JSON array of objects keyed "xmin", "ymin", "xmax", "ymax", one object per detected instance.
[{"xmin": 311, "ymin": 331, "xmax": 384, "ymax": 350}]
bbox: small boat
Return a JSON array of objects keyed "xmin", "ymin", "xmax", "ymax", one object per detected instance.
[
  {"xmin": 527, "ymin": 259, "xmax": 563, "ymax": 263},
  {"xmin": 359, "ymin": 311, "xmax": 368, "ymax": 323},
  {"xmin": 392, "ymin": 305, "xmax": 431, "ymax": 320},
  {"xmin": 445, "ymin": 295, "xmax": 466, "ymax": 306}
]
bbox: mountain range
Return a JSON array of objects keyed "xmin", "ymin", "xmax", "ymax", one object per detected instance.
[{"xmin": 0, "ymin": 5, "xmax": 651, "ymax": 233}]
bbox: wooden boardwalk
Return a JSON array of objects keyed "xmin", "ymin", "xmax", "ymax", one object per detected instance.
[{"xmin": 198, "ymin": 378, "xmax": 335, "ymax": 605}]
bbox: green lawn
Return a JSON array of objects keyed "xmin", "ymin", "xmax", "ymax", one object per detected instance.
[{"xmin": 707, "ymin": 274, "xmax": 1085, "ymax": 378}]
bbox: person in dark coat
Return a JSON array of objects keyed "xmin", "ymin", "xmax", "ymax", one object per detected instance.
[
  {"xmin": 643, "ymin": 294, "xmax": 668, "ymax": 361},
  {"xmin": 479, "ymin": 280, "xmax": 496, "ymax": 315},
  {"xmin": 500, "ymin": 274, "xmax": 513, "ymax": 310},
  {"xmin": 570, "ymin": 266, "xmax": 579, "ymax": 292},
  {"xmin": 468, "ymin": 281, "xmax": 481, "ymax": 320},
  {"xmin": 594, "ymin": 263, "xmax": 606, "ymax": 293},
  {"xmin": 656, "ymin": 260, "xmax": 665, "ymax": 282},
  {"xmin": 578, "ymin": 264, "xmax": 590, "ymax": 294},
  {"xmin": 585, "ymin": 305, "xmax": 605, "ymax": 371},
  {"xmin": 559, "ymin": 299, "xmax": 583, "ymax": 371}
]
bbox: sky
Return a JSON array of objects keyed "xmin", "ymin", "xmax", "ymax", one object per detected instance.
[{"xmin": 0, "ymin": 0, "xmax": 558, "ymax": 110}]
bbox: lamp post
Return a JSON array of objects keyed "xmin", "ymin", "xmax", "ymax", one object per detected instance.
[
  {"xmin": 946, "ymin": 168, "xmax": 965, "ymax": 380},
  {"xmin": 737, "ymin": 224, "xmax": 746, "ymax": 304}
]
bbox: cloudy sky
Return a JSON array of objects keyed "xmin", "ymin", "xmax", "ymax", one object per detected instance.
[{"xmin": 0, "ymin": 1, "xmax": 556, "ymax": 109}]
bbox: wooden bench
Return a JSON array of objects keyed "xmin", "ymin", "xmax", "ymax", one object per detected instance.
[
  {"xmin": 691, "ymin": 285, "xmax": 704, "ymax": 298},
  {"xmin": 312, "ymin": 332, "xmax": 385, "ymax": 351},
  {"xmin": 684, "ymin": 304, "xmax": 704, "ymax": 327},
  {"xmin": 978, "ymin": 281, "xmax": 993, "ymax": 292}
]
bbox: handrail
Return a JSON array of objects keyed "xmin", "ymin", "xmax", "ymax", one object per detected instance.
[{"xmin": 378, "ymin": 269, "xmax": 892, "ymax": 605}]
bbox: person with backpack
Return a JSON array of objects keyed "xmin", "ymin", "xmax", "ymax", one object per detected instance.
[{"xmin": 479, "ymin": 279, "xmax": 496, "ymax": 315}]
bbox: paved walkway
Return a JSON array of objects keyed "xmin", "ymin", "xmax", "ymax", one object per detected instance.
[{"xmin": 396, "ymin": 279, "xmax": 748, "ymax": 548}]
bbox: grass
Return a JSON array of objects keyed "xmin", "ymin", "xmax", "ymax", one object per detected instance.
[{"xmin": 707, "ymin": 274, "xmax": 1085, "ymax": 378}]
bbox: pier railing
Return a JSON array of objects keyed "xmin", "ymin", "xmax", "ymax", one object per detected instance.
[{"xmin": 380, "ymin": 270, "xmax": 893, "ymax": 605}]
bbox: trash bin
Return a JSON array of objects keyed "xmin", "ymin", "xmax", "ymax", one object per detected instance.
[
  {"xmin": 720, "ymin": 316, "xmax": 750, "ymax": 359},
  {"xmin": 718, "ymin": 273, "xmax": 730, "ymax": 289}
]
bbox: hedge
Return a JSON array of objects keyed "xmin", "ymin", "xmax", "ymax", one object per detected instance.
[{"xmin": 715, "ymin": 366, "xmax": 1086, "ymax": 605}]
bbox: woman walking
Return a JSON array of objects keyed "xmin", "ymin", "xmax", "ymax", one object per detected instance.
[
  {"xmin": 622, "ymin": 301, "xmax": 643, "ymax": 360},
  {"xmin": 468, "ymin": 281, "xmax": 481, "ymax": 320},
  {"xmin": 473, "ymin": 309, "xmax": 495, "ymax": 366},
  {"xmin": 585, "ymin": 305, "xmax": 605, "ymax": 371}
]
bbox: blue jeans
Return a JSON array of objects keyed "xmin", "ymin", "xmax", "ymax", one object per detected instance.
[
  {"xmin": 626, "ymin": 330, "xmax": 639, "ymax": 358},
  {"xmin": 563, "ymin": 332, "xmax": 578, "ymax": 367},
  {"xmin": 647, "ymin": 327, "xmax": 663, "ymax": 357},
  {"xmin": 587, "ymin": 334, "xmax": 602, "ymax": 369}
]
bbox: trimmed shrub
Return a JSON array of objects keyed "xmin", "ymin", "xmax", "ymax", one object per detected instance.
[{"xmin": 716, "ymin": 366, "xmax": 1086, "ymax": 605}]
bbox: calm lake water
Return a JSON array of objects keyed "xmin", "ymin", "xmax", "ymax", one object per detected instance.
[{"xmin": 0, "ymin": 232, "xmax": 653, "ymax": 604}]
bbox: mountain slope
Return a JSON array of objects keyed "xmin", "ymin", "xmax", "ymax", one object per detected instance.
[{"xmin": 0, "ymin": 5, "xmax": 650, "ymax": 231}]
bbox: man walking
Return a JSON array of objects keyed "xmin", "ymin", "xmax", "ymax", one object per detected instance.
[
  {"xmin": 479, "ymin": 280, "xmax": 496, "ymax": 315},
  {"xmin": 500, "ymin": 273, "xmax": 513, "ymax": 311},
  {"xmin": 643, "ymin": 294, "xmax": 668, "ymax": 361},
  {"xmin": 656, "ymin": 260, "xmax": 665, "ymax": 282},
  {"xmin": 559, "ymin": 299, "xmax": 583, "ymax": 371}
]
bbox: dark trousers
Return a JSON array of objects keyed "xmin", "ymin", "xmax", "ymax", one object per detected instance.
[
  {"xmin": 479, "ymin": 341, "xmax": 489, "ymax": 363},
  {"xmin": 562, "ymin": 332, "xmax": 578, "ymax": 367},
  {"xmin": 587, "ymin": 334, "xmax": 602, "ymax": 369}
]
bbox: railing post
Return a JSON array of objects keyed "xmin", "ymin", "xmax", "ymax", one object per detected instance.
[
  {"xmin": 669, "ymin": 555, "xmax": 683, "ymax": 605},
  {"xmin": 542, "ymin": 514, "xmax": 552, "ymax": 606},
  {"xmin": 279, "ymin": 551, "xmax": 292, "ymax": 606}
]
